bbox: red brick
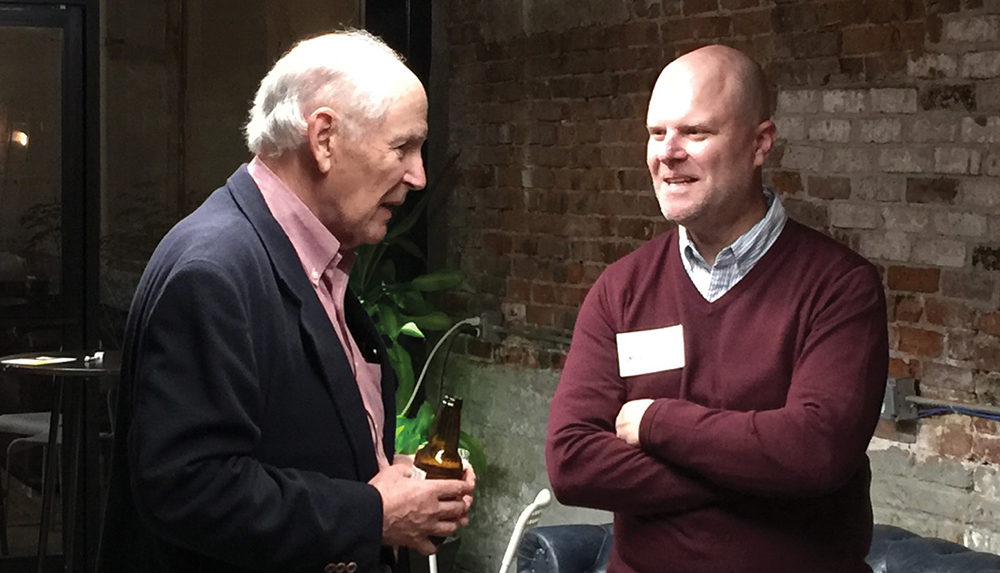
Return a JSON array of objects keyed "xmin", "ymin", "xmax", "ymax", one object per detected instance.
[
  {"xmin": 684, "ymin": 0, "xmax": 721, "ymax": 16},
  {"xmin": 816, "ymin": 1, "xmax": 866, "ymax": 27},
  {"xmin": 897, "ymin": 326, "xmax": 944, "ymax": 357},
  {"xmin": 526, "ymin": 304, "xmax": 556, "ymax": 327},
  {"xmin": 690, "ymin": 16, "xmax": 733, "ymax": 39},
  {"xmin": 562, "ymin": 263, "xmax": 585, "ymax": 285},
  {"xmin": 770, "ymin": 3, "xmax": 818, "ymax": 31},
  {"xmin": 556, "ymin": 286, "xmax": 589, "ymax": 306},
  {"xmin": 895, "ymin": 21, "xmax": 926, "ymax": 51},
  {"xmin": 808, "ymin": 176, "xmax": 852, "ymax": 200},
  {"xmin": 557, "ymin": 308, "xmax": 577, "ymax": 331},
  {"xmin": 924, "ymin": 298, "xmax": 978, "ymax": 329},
  {"xmin": 887, "ymin": 266, "xmax": 940, "ymax": 293},
  {"xmin": 929, "ymin": 417, "xmax": 974, "ymax": 459},
  {"xmin": 661, "ymin": 20, "xmax": 697, "ymax": 43},
  {"xmin": 927, "ymin": 15, "xmax": 943, "ymax": 43},
  {"xmin": 894, "ymin": 295, "xmax": 924, "ymax": 323},
  {"xmin": 732, "ymin": 9, "xmax": 772, "ymax": 37},
  {"xmin": 531, "ymin": 283, "xmax": 556, "ymax": 304},
  {"xmin": 624, "ymin": 20, "xmax": 661, "ymax": 47},
  {"xmin": 926, "ymin": 0, "xmax": 961, "ymax": 14},
  {"xmin": 888, "ymin": 357, "xmax": 919, "ymax": 378},
  {"xmin": 506, "ymin": 278, "xmax": 531, "ymax": 301},
  {"xmin": 865, "ymin": 0, "xmax": 922, "ymax": 23},
  {"xmin": 782, "ymin": 198, "xmax": 830, "ymax": 229},
  {"xmin": 721, "ymin": 0, "xmax": 759, "ymax": 9},
  {"xmin": 616, "ymin": 218, "xmax": 657, "ymax": 241},
  {"xmin": 842, "ymin": 24, "xmax": 895, "ymax": 54},
  {"xmin": 770, "ymin": 171, "xmax": 803, "ymax": 195},
  {"xmin": 979, "ymin": 312, "xmax": 1000, "ymax": 337},
  {"xmin": 947, "ymin": 331, "xmax": 1000, "ymax": 371},
  {"xmin": 483, "ymin": 232, "xmax": 512, "ymax": 255},
  {"xmin": 498, "ymin": 341, "xmax": 540, "ymax": 368},
  {"xmin": 864, "ymin": 53, "xmax": 909, "ymax": 78},
  {"xmin": 973, "ymin": 433, "xmax": 1000, "ymax": 465},
  {"xmin": 906, "ymin": 178, "xmax": 958, "ymax": 204},
  {"xmin": 512, "ymin": 257, "xmax": 539, "ymax": 280}
]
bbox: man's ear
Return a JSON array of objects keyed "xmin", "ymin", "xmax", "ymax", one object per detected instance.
[
  {"xmin": 307, "ymin": 107, "xmax": 338, "ymax": 174},
  {"xmin": 752, "ymin": 120, "xmax": 776, "ymax": 168}
]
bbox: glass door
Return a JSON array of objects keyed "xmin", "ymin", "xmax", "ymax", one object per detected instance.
[{"xmin": 0, "ymin": 3, "xmax": 86, "ymax": 362}]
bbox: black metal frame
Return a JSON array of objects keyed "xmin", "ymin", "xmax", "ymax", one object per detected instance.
[{"xmin": 0, "ymin": 0, "xmax": 100, "ymax": 351}]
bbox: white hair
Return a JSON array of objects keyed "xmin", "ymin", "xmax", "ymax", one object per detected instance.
[{"xmin": 244, "ymin": 30, "xmax": 405, "ymax": 157}]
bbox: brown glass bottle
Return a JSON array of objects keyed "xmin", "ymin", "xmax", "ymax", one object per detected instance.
[
  {"xmin": 413, "ymin": 395, "xmax": 464, "ymax": 546},
  {"xmin": 413, "ymin": 395, "xmax": 464, "ymax": 480}
]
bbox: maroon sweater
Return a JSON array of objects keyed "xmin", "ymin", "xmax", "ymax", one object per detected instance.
[{"xmin": 546, "ymin": 220, "xmax": 888, "ymax": 573}]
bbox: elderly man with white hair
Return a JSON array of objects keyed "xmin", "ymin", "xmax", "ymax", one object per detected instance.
[{"xmin": 99, "ymin": 30, "xmax": 473, "ymax": 573}]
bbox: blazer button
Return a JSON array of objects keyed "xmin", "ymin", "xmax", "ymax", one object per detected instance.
[
  {"xmin": 335, "ymin": 564, "xmax": 346, "ymax": 573},
  {"xmin": 345, "ymin": 563, "xmax": 357, "ymax": 573},
  {"xmin": 323, "ymin": 564, "xmax": 336, "ymax": 573}
]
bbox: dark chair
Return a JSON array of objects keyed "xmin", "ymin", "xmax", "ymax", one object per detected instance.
[{"xmin": 516, "ymin": 523, "xmax": 1000, "ymax": 573}]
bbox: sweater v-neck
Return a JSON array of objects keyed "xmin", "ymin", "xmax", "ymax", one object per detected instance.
[{"xmin": 671, "ymin": 220, "xmax": 799, "ymax": 316}]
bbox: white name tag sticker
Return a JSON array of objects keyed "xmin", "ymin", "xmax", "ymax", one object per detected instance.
[{"xmin": 616, "ymin": 324, "xmax": 685, "ymax": 377}]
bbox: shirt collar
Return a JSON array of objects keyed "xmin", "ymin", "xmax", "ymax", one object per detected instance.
[
  {"xmin": 248, "ymin": 156, "xmax": 350, "ymax": 287},
  {"xmin": 678, "ymin": 186, "xmax": 786, "ymax": 271}
]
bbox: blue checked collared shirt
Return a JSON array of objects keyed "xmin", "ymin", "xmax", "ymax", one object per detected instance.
[{"xmin": 678, "ymin": 187, "xmax": 787, "ymax": 302}]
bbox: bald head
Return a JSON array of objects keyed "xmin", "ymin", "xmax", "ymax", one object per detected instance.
[{"xmin": 662, "ymin": 45, "xmax": 771, "ymax": 126}]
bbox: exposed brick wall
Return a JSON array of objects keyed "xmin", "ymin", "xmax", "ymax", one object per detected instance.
[{"xmin": 442, "ymin": 0, "xmax": 1000, "ymax": 555}]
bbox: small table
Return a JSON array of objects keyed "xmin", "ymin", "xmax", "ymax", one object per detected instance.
[{"xmin": 0, "ymin": 350, "xmax": 121, "ymax": 573}]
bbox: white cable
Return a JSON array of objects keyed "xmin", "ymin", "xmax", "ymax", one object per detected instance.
[{"xmin": 401, "ymin": 316, "xmax": 481, "ymax": 415}]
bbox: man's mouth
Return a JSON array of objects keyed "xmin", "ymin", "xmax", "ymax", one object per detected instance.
[{"xmin": 664, "ymin": 176, "xmax": 698, "ymax": 185}]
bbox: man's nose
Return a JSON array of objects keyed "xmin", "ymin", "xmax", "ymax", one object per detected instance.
[
  {"xmin": 404, "ymin": 158, "xmax": 426, "ymax": 190},
  {"xmin": 650, "ymin": 135, "xmax": 687, "ymax": 163},
  {"xmin": 662, "ymin": 134, "xmax": 687, "ymax": 161}
]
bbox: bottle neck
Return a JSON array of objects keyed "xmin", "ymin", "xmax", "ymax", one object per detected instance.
[{"xmin": 430, "ymin": 396, "xmax": 462, "ymax": 448}]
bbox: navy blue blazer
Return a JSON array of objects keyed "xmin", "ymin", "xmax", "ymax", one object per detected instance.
[{"xmin": 98, "ymin": 166, "xmax": 399, "ymax": 573}]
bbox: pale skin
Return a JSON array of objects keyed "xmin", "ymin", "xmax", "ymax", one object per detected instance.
[
  {"xmin": 617, "ymin": 45, "xmax": 777, "ymax": 446},
  {"xmin": 262, "ymin": 60, "xmax": 474, "ymax": 555}
]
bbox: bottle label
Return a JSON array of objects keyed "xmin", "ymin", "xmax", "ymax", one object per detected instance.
[{"xmin": 411, "ymin": 465, "xmax": 427, "ymax": 481}]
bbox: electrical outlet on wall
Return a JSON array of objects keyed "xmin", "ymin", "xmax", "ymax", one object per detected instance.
[{"xmin": 881, "ymin": 377, "xmax": 917, "ymax": 422}]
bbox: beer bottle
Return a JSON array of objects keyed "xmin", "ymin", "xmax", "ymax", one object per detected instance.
[{"xmin": 413, "ymin": 395, "xmax": 464, "ymax": 480}]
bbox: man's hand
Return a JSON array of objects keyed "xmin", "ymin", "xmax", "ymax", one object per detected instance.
[
  {"xmin": 616, "ymin": 399, "xmax": 654, "ymax": 446},
  {"xmin": 369, "ymin": 457, "xmax": 475, "ymax": 555}
]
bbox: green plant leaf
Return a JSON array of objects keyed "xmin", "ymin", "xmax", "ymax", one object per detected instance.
[
  {"xmin": 405, "ymin": 312, "xmax": 453, "ymax": 332},
  {"xmin": 407, "ymin": 269, "xmax": 465, "ymax": 292},
  {"xmin": 389, "ymin": 290, "xmax": 432, "ymax": 316},
  {"xmin": 393, "ymin": 237, "xmax": 426, "ymax": 261},
  {"xmin": 399, "ymin": 322, "xmax": 425, "ymax": 339},
  {"xmin": 386, "ymin": 342, "xmax": 415, "ymax": 414},
  {"xmin": 376, "ymin": 303, "xmax": 402, "ymax": 340},
  {"xmin": 395, "ymin": 402, "xmax": 435, "ymax": 455}
]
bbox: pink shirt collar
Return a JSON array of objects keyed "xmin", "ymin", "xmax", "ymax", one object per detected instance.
[{"xmin": 247, "ymin": 156, "xmax": 350, "ymax": 287}]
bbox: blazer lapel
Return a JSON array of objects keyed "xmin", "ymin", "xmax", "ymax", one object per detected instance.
[{"xmin": 225, "ymin": 165, "xmax": 378, "ymax": 477}]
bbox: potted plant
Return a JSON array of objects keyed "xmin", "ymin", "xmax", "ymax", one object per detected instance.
[{"xmin": 349, "ymin": 154, "xmax": 486, "ymax": 475}]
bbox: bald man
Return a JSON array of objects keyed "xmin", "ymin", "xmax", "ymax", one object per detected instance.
[
  {"xmin": 546, "ymin": 45, "xmax": 888, "ymax": 572},
  {"xmin": 99, "ymin": 31, "xmax": 473, "ymax": 573}
]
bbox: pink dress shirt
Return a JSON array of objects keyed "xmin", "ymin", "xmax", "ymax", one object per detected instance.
[{"xmin": 248, "ymin": 156, "xmax": 389, "ymax": 469}]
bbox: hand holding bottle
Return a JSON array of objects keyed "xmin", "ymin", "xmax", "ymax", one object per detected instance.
[{"xmin": 369, "ymin": 457, "xmax": 473, "ymax": 555}]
